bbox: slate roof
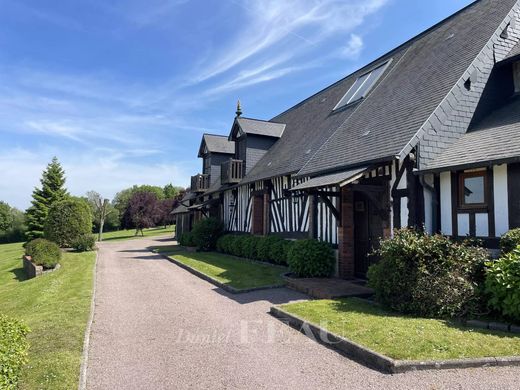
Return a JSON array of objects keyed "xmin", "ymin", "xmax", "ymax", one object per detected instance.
[
  {"xmin": 503, "ymin": 39, "xmax": 520, "ymax": 61},
  {"xmin": 421, "ymin": 96, "xmax": 520, "ymax": 172},
  {"xmin": 198, "ymin": 134, "xmax": 235, "ymax": 157},
  {"xmin": 239, "ymin": 0, "xmax": 516, "ymax": 183},
  {"xmin": 291, "ymin": 166, "xmax": 368, "ymax": 191},
  {"xmin": 234, "ymin": 117, "xmax": 286, "ymax": 138}
]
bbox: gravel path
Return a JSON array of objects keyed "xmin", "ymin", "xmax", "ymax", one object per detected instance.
[{"xmin": 86, "ymin": 237, "xmax": 520, "ymax": 390}]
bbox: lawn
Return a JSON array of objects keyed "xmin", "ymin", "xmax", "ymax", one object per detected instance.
[
  {"xmin": 100, "ymin": 226, "xmax": 174, "ymax": 242},
  {"xmin": 162, "ymin": 250, "xmax": 286, "ymax": 290},
  {"xmin": 0, "ymin": 242, "xmax": 96, "ymax": 390},
  {"xmin": 280, "ymin": 298, "xmax": 520, "ymax": 361}
]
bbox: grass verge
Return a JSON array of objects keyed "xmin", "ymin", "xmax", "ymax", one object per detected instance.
[
  {"xmin": 280, "ymin": 298, "xmax": 520, "ymax": 361},
  {"xmin": 0, "ymin": 242, "xmax": 96, "ymax": 390},
  {"xmin": 99, "ymin": 226, "xmax": 174, "ymax": 242},
  {"xmin": 161, "ymin": 250, "xmax": 286, "ymax": 290}
]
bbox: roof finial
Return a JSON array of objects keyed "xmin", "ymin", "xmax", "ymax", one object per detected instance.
[{"xmin": 235, "ymin": 99, "xmax": 242, "ymax": 117}]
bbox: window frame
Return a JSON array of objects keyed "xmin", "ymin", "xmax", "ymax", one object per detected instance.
[
  {"xmin": 333, "ymin": 59, "xmax": 392, "ymax": 111},
  {"xmin": 458, "ymin": 170, "xmax": 488, "ymax": 210}
]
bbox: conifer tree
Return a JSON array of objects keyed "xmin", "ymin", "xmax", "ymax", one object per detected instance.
[{"xmin": 25, "ymin": 157, "xmax": 68, "ymax": 240}]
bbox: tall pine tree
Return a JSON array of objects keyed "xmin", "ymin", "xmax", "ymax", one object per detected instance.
[{"xmin": 26, "ymin": 157, "xmax": 68, "ymax": 240}]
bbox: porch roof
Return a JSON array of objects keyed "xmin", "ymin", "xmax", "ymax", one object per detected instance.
[{"xmin": 291, "ymin": 166, "xmax": 368, "ymax": 191}]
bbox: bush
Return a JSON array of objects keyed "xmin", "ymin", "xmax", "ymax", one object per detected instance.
[
  {"xmin": 0, "ymin": 315, "xmax": 30, "ymax": 390},
  {"xmin": 257, "ymin": 235, "xmax": 283, "ymax": 262},
  {"xmin": 179, "ymin": 232, "xmax": 196, "ymax": 247},
  {"xmin": 500, "ymin": 229, "xmax": 520, "ymax": 255},
  {"xmin": 287, "ymin": 239, "xmax": 335, "ymax": 277},
  {"xmin": 25, "ymin": 238, "xmax": 62, "ymax": 269},
  {"xmin": 71, "ymin": 234, "xmax": 96, "ymax": 252},
  {"xmin": 44, "ymin": 199, "xmax": 93, "ymax": 248},
  {"xmin": 241, "ymin": 236, "xmax": 261, "ymax": 260},
  {"xmin": 485, "ymin": 246, "xmax": 520, "ymax": 322},
  {"xmin": 269, "ymin": 238, "xmax": 294, "ymax": 265},
  {"xmin": 367, "ymin": 229, "xmax": 488, "ymax": 318},
  {"xmin": 191, "ymin": 218, "xmax": 224, "ymax": 251}
]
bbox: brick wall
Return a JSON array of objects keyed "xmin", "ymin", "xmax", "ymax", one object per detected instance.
[{"xmin": 338, "ymin": 187, "xmax": 355, "ymax": 279}]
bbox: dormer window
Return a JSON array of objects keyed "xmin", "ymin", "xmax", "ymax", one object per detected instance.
[
  {"xmin": 514, "ymin": 62, "xmax": 520, "ymax": 93},
  {"xmin": 334, "ymin": 60, "xmax": 391, "ymax": 111}
]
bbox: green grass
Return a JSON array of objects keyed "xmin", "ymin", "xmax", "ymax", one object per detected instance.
[
  {"xmin": 165, "ymin": 250, "xmax": 286, "ymax": 290},
  {"xmin": 0, "ymin": 242, "xmax": 96, "ymax": 389},
  {"xmin": 99, "ymin": 226, "xmax": 174, "ymax": 242},
  {"xmin": 280, "ymin": 298, "xmax": 520, "ymax": 361}
]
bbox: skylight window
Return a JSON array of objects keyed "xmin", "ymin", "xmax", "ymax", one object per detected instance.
[{"xmin": 334, "ymin": 60, "xmax": 391, "ymax": 110}]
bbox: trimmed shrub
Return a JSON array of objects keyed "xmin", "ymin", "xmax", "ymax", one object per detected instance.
[
  {"xmin": 269, "ymin": 238, "xmax": 295, "ymax": 265},
  {"xmin": 485, "ymin": 246, "xmax": 520, "ymax": 322},
  {"xmin": 257, "ymin": 235, "xmax": 283, "ymax": 263},
  {"xmin": 44, "ymin": 199, "xmax": 93, "ymax": 248},
  {"xmin": 179, "ymin": 232, "xmax": 196, "ymax": 247},
  {"xmin": 367, "ymin": 229, "xmax": 488, "ymax": 318},
  {"xmin": 241, "ymin": 236, "xmax": 261, "ymax": 260},
  {"xmin": 25, "ymin": 238, "xmax": 62, "ymax": 269},
  {"xmin": 191, "ymin": 218, "xmax": 224, "ymax": 251},
  {"xmin": 71, "ymin": 234, "xmax": 96, "ymax": 252},
  {"xmin": 500, "ymin": 228, "xmax": 520, "ymax": 255},
  {"xmin": 0, "ymin": 315, "xmax": 30, "ymax": 390},
  {"xmin": 287, "ymin": 239, "xmax": 335, "ymax": 277}
]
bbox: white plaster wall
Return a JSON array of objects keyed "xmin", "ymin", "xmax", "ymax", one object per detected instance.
[
  {"xmin": 400, "ymin": 198, "xmax": 409, "ymax": 228},
  {"xmin": 494, "ymin": 164, "xmax": 509, "ymax": 237},
  {"xmin": 440, "ymin": 172, "xmax": 452, "ymax": 235},
  {"xmin": 475, "ymin": 213, "xmax": 489, "ymax": 237},
  {"xmin": 458, "ymin": 213, "xmax": 470, "ymax": 236}
]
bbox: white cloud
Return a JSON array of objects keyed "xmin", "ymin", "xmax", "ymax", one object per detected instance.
[{"xmin": 341, "ymin": 34, "xmax": 364, "ymax": 59}]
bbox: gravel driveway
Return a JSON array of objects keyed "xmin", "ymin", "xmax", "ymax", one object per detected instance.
[{"xmin": 85, "ymin": 236, "xmax": 520, "ymax": 389}]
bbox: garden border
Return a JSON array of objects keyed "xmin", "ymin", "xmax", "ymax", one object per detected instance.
[
  {"xmin": 270, "ymin": 305, "xmax": 520, "ymax": 374},
  {"xmin": 158, "ymin": 252, "xmax": 286, "ymax": 294}
]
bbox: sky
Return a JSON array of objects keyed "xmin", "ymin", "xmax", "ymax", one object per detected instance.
[{"xmin": 0, "ymin": 0, "xmax": 474, "ymax": 210}]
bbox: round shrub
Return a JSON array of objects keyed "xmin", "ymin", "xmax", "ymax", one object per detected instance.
[
  {"xmin": 179, "ymin": 232, "xmax": 196, "ymax": 247},
  {"xmin": 44, "ymin": 199, "xmax": 93, "ymax": 248},
  {"xmin": 367, "ymin": 229, "xmax": 488, "ymax": 318},
  {"xmin": 191, "ymin": 217, "xmax": 224, "ymax": 251},
  {"xmin": 485, "ymin": 246, "xmax": 520, "ymax": 322},
  {"xmin": 500, "ymin": 229, "xmax": 520, "ymax": 255},
  {"xmin": 240, "ymin": 235, "xmax": 260, "ymax": 259},
  {"xmin": 72, "ymin": 234, "xmax": 96, "ymax": 252},
  {"xmin": 25, "ymin": 238, "xmax": 62, "ymax": 269},
  {"xmin": 287, "ymin": 239, "xmax": 335, "ymax": 277}
]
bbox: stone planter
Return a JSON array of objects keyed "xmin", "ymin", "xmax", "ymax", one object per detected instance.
[{"xmin": 22, "ymin": 255, "xmax": 60, "ymax": 279}]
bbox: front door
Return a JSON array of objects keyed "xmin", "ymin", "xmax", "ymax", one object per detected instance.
[
  {"xmin": 252, "ymin": 194, "xmax": 265, "ymax": 235},
  {"xmin": 353, "ymin": 191, "xmax": 384, "ymax": 278}
]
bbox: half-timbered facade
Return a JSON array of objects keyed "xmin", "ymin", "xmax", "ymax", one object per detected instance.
[{"xmin": 173, "ymin": 0, "xmax": 520, "ymax": 279}]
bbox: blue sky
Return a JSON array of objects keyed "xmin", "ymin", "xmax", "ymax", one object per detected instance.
[{"xmin": 0, "ymin": 0, "xmax": 473, "ymax": 209}]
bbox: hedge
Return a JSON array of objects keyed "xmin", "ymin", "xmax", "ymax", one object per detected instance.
[
  {"xmin": 191, "ymin": 218, "xmax": 224, "ymax": 251},
  {"xmin": 179, "ymin": 232, "xmax": 196, "ymax": 247},
  {"xmin": 0, "ymin": 315, "xmax": 30, "ymax": 390},
  {"xmin": 287, "ymin": 239, "xmax": 335, "ymax": 277},
  {"xmin": 500, "ymin": 228, "xmax": 520, "ymax": 255}
]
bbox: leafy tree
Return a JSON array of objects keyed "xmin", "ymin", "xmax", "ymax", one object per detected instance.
[
  {"xmin": 157, "ymin": 198, "xmax": 178, "ymax": 228},
  {"xmin": 25, "ymin": 157, "xmax": 68, "ymax": 240},
  {"xmin": 125, "ymin": 192, "xmax": 160, "ymax": 236},
  {"xmin": 44, "ymin": 199, "xmax": 92, "ymax": 247},
  {"xmin": 113, "ymin": 185, "xmax": 165, "ymax": 224},
  {"xmin": 163, "ymin": 184, "xmax": 184, "ymax": 200},
  {"xmin": 0, "ymin": 201, "xmax": 13, "ymax": 232},
  {"xmin": 86, "ymin": 191, "xmax": 117, "ymax": 241}
]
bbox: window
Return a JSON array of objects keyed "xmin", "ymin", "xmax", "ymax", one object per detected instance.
[
  {"xmin": 514, "ymin": 62, "xmax": 520, "ymax": 93},
  {"xmin": 334, "ymin": 60, "xmax": 391, "ymax": 110},
  {"xmin": 458, "ymin": 171, "xmax": 487, "ymax": 209}
]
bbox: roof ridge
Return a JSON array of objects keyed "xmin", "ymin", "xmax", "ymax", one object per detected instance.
[{"xmin": 270, "ymin": 0, "xmax": 483, "ymax": 121}]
